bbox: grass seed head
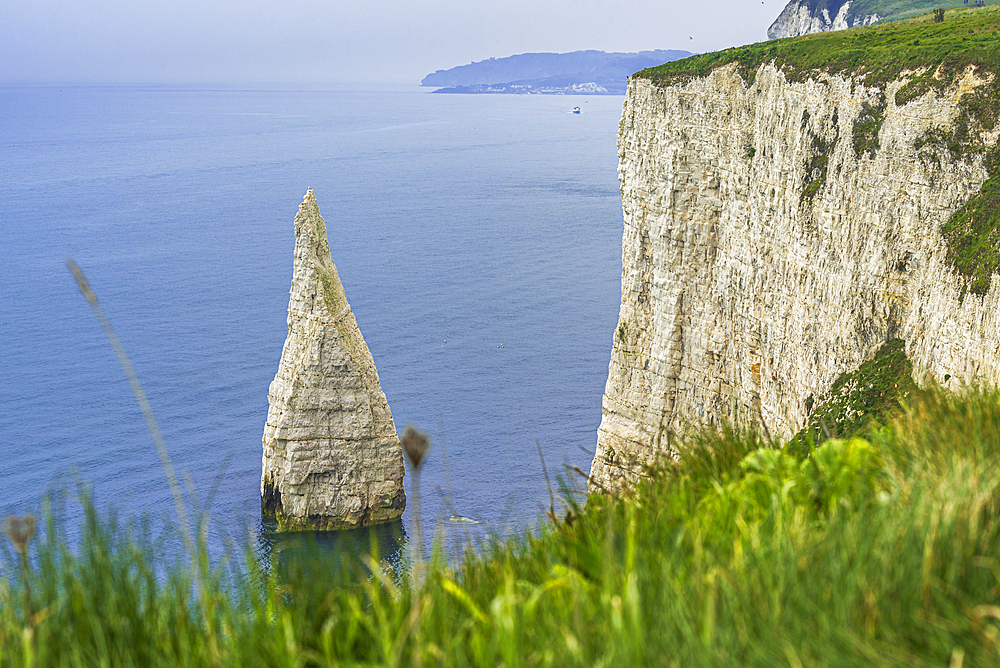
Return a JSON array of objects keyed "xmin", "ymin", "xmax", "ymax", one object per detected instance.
[
  {"xmin": 2, "ymin": 515, "xmax": 36, "ymax": 555},
  {"xmin": 401, "ymin": 425, "xmax": 430, "ymax": 471}
]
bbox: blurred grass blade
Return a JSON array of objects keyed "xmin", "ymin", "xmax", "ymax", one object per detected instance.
[{"xmin": 65, "ymin": 259, "xmax": 195, "ymax": 558}]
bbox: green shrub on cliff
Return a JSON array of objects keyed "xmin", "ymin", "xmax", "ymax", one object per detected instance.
[
  {"xmin": 943, "ymin": 176, "xmax": 1000, "ymax": 296},
  {"xmin": 793, "ymin": 338, "xmax": 916, "ymax": 455}
]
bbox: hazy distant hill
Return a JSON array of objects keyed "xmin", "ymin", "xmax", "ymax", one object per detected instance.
[{"xmin": 422, "ymin": 50, "xmax": 692, "ymax": 95}]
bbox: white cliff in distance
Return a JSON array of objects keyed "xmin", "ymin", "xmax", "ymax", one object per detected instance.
[
  {"xmin": 768, "ymin": 0, "xmax": 881, "ymax": 39},
  {"xmin": 590, "ymin": 64, "xmax": 1000, "ymax": 490},
  {"xmin": 261, "ymin": 190, "xmax": 405, "ymax": 530}
]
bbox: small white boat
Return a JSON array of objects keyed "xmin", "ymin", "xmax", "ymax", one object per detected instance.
[{"xmin": 572, "ymin": 106, "xmax": 581, "ymax": 114}]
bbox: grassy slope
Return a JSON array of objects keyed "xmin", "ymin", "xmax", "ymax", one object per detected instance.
[
  {"xmin": 849, "ymin": 0, "xmax": 992, "ymax": 23},
  {"xmin": 641, "ymin": 6, "xmax": 1000, "ymax": 294},
  {"xmin": 792, "ymin": 338, "xmax": 916, "ymax": 454},
  {"xmin": 943, "ymin": 174, "xmax": 1000, "ymax": 295},
  {"xmin": 641, "ymin": 5, "xmax": 1000, "ymax": 88},
  {"xmin": 790, "ymin": 0, "xmax": 980, "ymax": 25},
  {"xmin": 4, "ymin": 388, "xmax": 1000, "ymax": 666}
]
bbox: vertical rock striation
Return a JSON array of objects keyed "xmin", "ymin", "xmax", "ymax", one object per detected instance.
[
  {"xmin": 768, "ymin": 0, "xmax": 881, "ymax": 40},
  {"xmin": 591, "ymin": 64, "xmax": 1000, "ymax": 490},
  {"xmin": 261, "ymin": 190, "xmax": 405, "ymax": 530}
]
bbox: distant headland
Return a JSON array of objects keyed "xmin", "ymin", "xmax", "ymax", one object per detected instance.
[{"xmin": 422, "ymin": 49, "xmax": 692, "ymax": 95}]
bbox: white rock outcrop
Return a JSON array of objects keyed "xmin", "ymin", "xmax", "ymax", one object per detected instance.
[
  {"xmin": 768, "ymin": 0, "xmax": 880, "ymax": 39},
  {"xmin": 590, "ymin": 64, "xmax": 1000, "ymax": 490},
  {"xmin": 261, "ymin": 190, "xmax": 405, "ymax": 530}
]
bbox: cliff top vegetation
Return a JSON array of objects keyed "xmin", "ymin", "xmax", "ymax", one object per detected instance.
[
  {"xmin": 783, "ymin": 0, "xmax": 983, "ymax": 26},
  {"xmin": 639, "ymin": 5, "xmax": 1000, "ymax": 94},
  {"xmin": 849, "ymin": 0, "xmax": 981, "ymax": 22}
]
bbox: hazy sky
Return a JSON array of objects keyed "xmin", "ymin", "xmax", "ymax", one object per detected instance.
[{"xmin": 1, "ymin": 0, "xmax": 781, "ymax": 85}]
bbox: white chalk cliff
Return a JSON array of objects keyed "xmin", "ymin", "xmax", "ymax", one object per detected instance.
[
  {"xmin": 768, "ymin": 0, "xmax": 880, "ymax": 39},
  {"xmin": 261, "ymin": 190, "xmax": 405, "ymax": 529},
  {"xmin": 590, "ymin": 64, "xmax": 1000, "ymax": 489}
]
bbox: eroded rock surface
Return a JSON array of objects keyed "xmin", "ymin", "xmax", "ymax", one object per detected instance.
[
  {"xmin": 768, "ymin": 0, "xmax": 880, "ymax": 39},
  {"xmin": 591, "ymin": 65, "xmax": 1000, "ymax": 490},
  {"xmin": 261, "ymin": 190, "xmax": 405, "ymax": 530}
]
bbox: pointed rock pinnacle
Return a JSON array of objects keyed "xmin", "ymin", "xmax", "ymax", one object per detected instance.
[{"xmin": 261, "ymin": 189, "xmax": 405, "ymax": 530}]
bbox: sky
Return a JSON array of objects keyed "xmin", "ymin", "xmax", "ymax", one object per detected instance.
[{"xmin": 1, "ymin": 0, "xmax": 782, "ymax": 85}]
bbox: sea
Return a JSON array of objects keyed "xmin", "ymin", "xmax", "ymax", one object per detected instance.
[{"xmin": 0, "ymin": 83, "xmax": 624, "ymax": 567}]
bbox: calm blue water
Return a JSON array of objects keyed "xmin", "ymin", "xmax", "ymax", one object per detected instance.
[{"xmin": 0, "ymin": 84, "xmax": 623, "ymax": 561}]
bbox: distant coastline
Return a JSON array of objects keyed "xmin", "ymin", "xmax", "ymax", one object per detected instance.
[
  {"xmin": 431, "ymin": 81, "xmax": 617, "ymax": 95},
  {"xmin": 423, "ymin": 49, "xmax": 692, "ymax": 95}
]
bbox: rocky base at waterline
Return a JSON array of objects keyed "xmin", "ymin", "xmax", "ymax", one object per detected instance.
[{"xmin": 260, "ymin": 190, "xmax": 405, "ymax": 531}]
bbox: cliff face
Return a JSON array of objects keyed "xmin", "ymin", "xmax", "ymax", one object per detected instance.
[
  {"xmin": 261, "ymin": 190, "xmax": 405, "ymax": 530},
  {"xmin": 768, "ymin": 0, "xmax": 881, "ymax": 39},
  {"xmin": 590, "ymin": 64, "xmax": 1000, "ymax": 489}
]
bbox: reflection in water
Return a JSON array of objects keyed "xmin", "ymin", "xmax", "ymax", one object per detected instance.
[
  {"xmin": 248, "ymin": 471, "xmax": 588, "ymax": 579},
  {"xmin": 255, "ymin": 517, "xmax": 409, "ymax": 584}
]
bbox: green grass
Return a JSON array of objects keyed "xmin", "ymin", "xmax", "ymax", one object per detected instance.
[
  {"xmin": 942, "ymin": 177, "xmax": 1000, "ymax": 296},
  {"xmin": 5, "ymin": 385, "xmax": 1000, "ymax": 666},
  {"xmin": 802, "ymin": 119, "xmax": 837, "ymax": 201},
  {"xmin": 852, "ymin": 95, "xmax": 886, "ymax": 159},
  {"xmin": 777, "ymin": 0, "xmax": 976, "ymax": 30},
  {"xmin": 850, "ymin": 0, "xmax": 983, "ymax": 23},
  {"xmin": 793, "ymin": 338, "xmax": 916, "ymax": 454},
  {"xmin": 641, "ymin": 5, "xmax": 1000, "ymax": 92}
]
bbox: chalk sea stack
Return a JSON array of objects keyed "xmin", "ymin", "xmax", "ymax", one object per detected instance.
[{"xmin": 261, "ymin": 190, "xmax": 405, "ymax": 530}]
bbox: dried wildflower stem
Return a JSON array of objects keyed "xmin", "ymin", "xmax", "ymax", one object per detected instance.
[
  {"xmin": 536, "ymin": 439, "xmax": 556, "ymax": 522},
  {"xmin": 65, "ymin": 260, "xmax": 196, "ymax": 565},
  {"xmin": 410, "ymin": 472, "xmax": 424, "ymax": 579},
  {"xmin": 401, "ymin": 425, "xmax": 430, "ymax": 584},
  {"xmin": 19, "ymin": 548, "xmax": 31, "ymax": 622},
  {"xmin": 3, "ymin": 515, "xmax": 35, "ymax": 621}
]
